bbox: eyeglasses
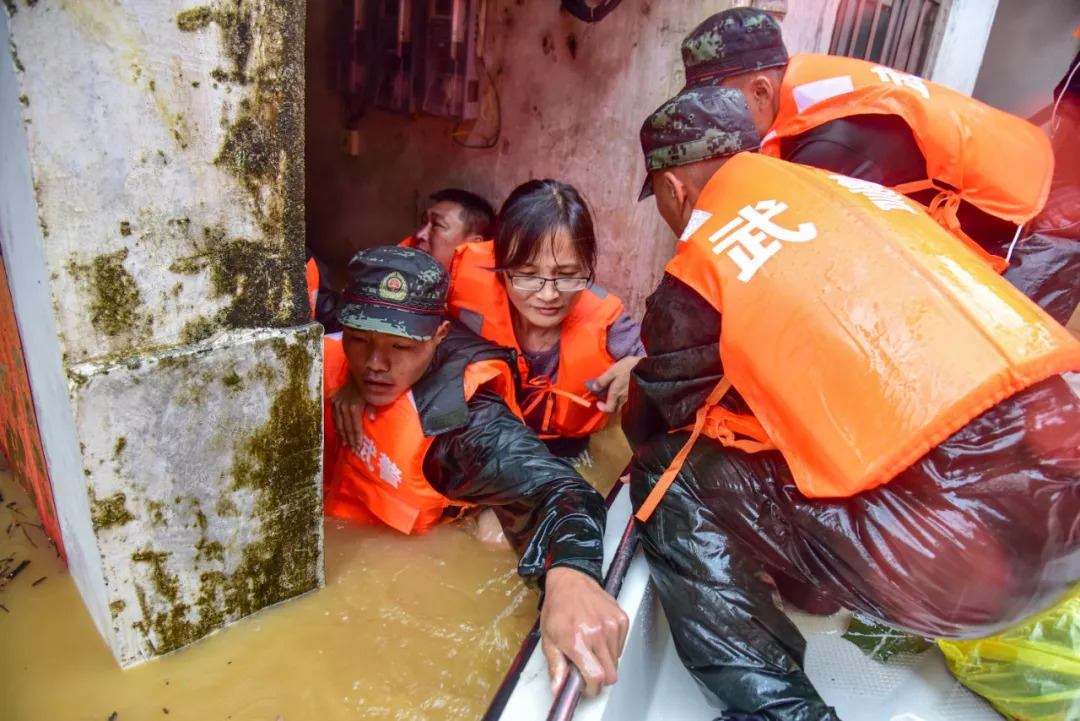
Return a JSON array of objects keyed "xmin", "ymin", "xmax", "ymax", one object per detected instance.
[{"xmin": 508, "ymin": 275, "xmax": 591, "ymax": 293}]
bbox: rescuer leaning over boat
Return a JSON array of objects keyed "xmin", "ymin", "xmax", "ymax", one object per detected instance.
[
  {"xmin": 322, "ymin": 246, "xmax": 629, "ymax": 696},
  {"xmin": 626, "ymin": 86, "xmax": 1080, "ymax": 720},
  {"xmin": 681, "ymin": 7, "xmax": 1078, "ymax": 325}
]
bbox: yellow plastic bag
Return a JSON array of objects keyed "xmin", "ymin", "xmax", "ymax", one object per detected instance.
[{"xmin": 938, "ymin": 592, "xmax": 1080, "ymax": 721}]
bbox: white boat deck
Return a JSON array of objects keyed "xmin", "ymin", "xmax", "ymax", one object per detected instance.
[{"xmin": 494, "ymin": 485, "xmax": 1002, "ymax": 721}]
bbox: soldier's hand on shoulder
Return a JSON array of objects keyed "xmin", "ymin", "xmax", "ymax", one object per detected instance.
[{"xmin": 330, "ymin": 376, "xmax": 368, "ymax": 453}]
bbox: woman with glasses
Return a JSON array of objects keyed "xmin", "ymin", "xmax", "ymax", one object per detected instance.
[{"xmin": 448, "ymin": 179, "xmax": 644, "ymax": 458}]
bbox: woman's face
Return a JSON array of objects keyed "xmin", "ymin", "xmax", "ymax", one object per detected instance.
[{"xmin": 503, "ymin": 228, "xmax": 590, "ymax": 332}]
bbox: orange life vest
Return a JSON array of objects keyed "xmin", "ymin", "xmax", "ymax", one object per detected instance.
[
  {"xmin": 322, "ymin": 335, "xmax": 521, "ymax": 534},
  {"xmin": 305, "ymin": 257, "xmax": 319, "ymax": 318},
  {"xmin": 447, "ymin": 240, "xmax": 623, "ymax": 439},
  {"xmin": 636, "ymin": 153, "xmax": 1080, "ymax": 522},
  {"xmin": 760, "ymin": 54, "xmax": 1055, "ymax": 271}
]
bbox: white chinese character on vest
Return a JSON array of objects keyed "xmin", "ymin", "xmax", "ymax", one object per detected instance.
[
  {"xmin": 378, "ymin": 453, "xmax": 403, "ymax": 489},
  {"xmin": 830, "ymin": 175, "xmax": 918, "ymax": 214},
  {"xmin": 870, "ymin": 65, "xmax": 930, "ymax": 100},
  {"xmin": 709, "ymin": 200, "xmax": 818, "ymax": 282},
  {"xmin": 357, "ymin": 436, "xmax": 377, "ymax": 472}
]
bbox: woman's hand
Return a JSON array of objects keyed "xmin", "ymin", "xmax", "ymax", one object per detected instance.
[{"xmin": 589, "ymin": 356, "xmax": 644, "ymax": 415}]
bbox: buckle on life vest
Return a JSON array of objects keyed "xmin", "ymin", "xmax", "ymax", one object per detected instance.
[
  {"xmin": 635, "ymin": 377, "xmax": 776, "ymax": 523},
  {"xmin": 520, "ymin": 374, "xmax": 597, "ymax": 437},
  {"xmin": 892, "ymin": 179, "xmax": 1010, "ymax": 273},
  {"xmin": 693, "ymin": 405, "xmax": 773, "ymax": 450}
]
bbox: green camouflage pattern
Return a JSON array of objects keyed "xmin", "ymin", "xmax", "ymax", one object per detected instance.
[
  {"xmin": 640, "ymin": 87, "xmax": 760, "ymax": 172},
  {"xmin": 338, "ymin": 246, "xmax": 448, "ymax": 340},
  {"xmin": 645, "ymin": 127, "xmax": 757, "ymax": 171},
  {"xmin": 682, "ymin": 7, "xmax": 788, "ymax": 87}
]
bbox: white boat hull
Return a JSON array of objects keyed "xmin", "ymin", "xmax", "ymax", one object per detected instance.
[{"xmin": 491, "ymin": 484, "xmax": 1003, "ymax": 721}]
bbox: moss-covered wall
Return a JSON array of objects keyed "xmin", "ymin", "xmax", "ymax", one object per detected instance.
[
  {"xmin": 72, "ymin": 325, "xmax": 323, "ymax": 666},
  {"xmin": 4, "ymin": 0, "xmax": 322, "ymax": 668},
  {"xmin": 10, "ymin": 0, "xmax": 308, "ymax": 365}
]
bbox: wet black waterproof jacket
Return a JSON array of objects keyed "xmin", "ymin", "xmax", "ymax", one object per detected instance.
[
  {"xmin": 624, "ymin": 273, "xmax": 1080, "ymax": 720},
  {"xmin": 413, "ymin": 323, "xmax": 607, "ymax": 586},
  {"xmin": 780, "ymin": 115, "xmax": 1080, "ymax": 325}
]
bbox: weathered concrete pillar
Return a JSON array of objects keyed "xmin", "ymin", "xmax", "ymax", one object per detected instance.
[{"xmin": 0, "ymin": 0, "xmax": 322, "ymax": 668}]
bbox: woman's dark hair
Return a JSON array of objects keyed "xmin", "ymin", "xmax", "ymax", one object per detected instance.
[{"xmin": 493, "ymin": 180, "xmax": 597, "ymax": 276}]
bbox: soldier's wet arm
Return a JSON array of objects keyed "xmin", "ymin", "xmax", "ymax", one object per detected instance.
[
  {"xmin": 424, "ymin": 388, "xmax": 606, "ymax": 584},
  {"xmin": 624, "ymin": 273, "xmax": 725, "ymax": 448}
]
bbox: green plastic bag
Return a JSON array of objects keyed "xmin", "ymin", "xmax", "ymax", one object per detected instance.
[
  {"xmin": 843, "ymin": 614, "xmax": 933, "ymax": 663},
  {"xmin": 938, "ymin": 592, "xmax": 1080, "ymax": 721}
]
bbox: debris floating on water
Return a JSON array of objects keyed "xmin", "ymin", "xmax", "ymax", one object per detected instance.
[{"xmin": 4, "ymin": 559, "xmax": 29, "ymax": 581}]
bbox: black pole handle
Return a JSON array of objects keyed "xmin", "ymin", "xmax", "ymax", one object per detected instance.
[{"xmin": 545, "ymin": 513, "xmax": 639, "ymax": 721}]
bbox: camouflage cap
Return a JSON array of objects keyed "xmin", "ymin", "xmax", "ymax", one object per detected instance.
[
  {"xmin": 682, "ymin": 7, "xmax": 788, "ymax": 88},
  {"xmin": 338, "ymin": 246, "xmax": 448, "ymax": 341},
  {"xmin": 638, "ymin": 86, "xmax": 760, "ymax": 200}
]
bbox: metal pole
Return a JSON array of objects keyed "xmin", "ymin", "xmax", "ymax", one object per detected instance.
[
  {"xmin": 829, "ymin": 0, "xmax": 848, "ymax": 52},
  {"xmin": 545, "ymin": 515, "xmax": 640, "ymax": 721},
  {"xmin": 892, "ymin": 0, "xmax": 921, "ymax": 71},
  {"xmin": 879, "ymin": 0, "xmax": 906, "ymax": 67},
  {"xmin": 846, "ymin": 0, "xmax": 869, "ymax": 57},
  {"xmin": 906, "ymin": 0, "xmax": 935, "ymax": 73},
  {"xmin": 863, "ymin": 0, "xmax": 887, "ymax": 60},
  {"xmin": 831, "ymin": 0, "xmax": 860, "ymax": 56}
]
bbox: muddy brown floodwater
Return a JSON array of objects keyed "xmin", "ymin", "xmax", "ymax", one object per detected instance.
[{"xmin": 0, "ymin": 425, "xmax": 631, "ymax": 721}]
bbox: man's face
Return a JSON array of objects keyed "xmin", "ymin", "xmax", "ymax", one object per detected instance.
[
  {"xmin": 413, "ymin": 200, "xmax": 476, "ymax": 269},
  {"xmin": 342, "ymin": 323, "xmax": 449, "ymax": 407}
]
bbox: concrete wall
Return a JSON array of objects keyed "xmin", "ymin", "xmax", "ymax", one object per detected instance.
[
  {"xmin": 973, "ymin": 0, "xmax": 1079, "ymax": 116},
  {"xmin": 2, "ymin": 0, "xmax": 322, "ymax": 668},
  {"xmin": 306, "ymin": 0, "xmax": 839, "ymax": 315},
  {"xmin": 926, "ymin": 0, "xmax": 999, "ymax": 96},
  {"xmin": 0, "ymin": 0, "xmax": 106, "ymax": 649}
]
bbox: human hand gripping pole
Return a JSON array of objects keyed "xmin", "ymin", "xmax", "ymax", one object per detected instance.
[{"xmin": 544, "ymin": 515, "xmax": 638, "ymax": 720}]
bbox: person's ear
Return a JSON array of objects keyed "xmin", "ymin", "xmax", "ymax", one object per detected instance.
[
  {"xmin": 660, "ymin": 171, "xmax": 689, "ymax": 212},
  {"xmin": 433, "ymin": 319, "xmax": 451, "ymax": 345},
  {"xmin": 746, "ymin": 75, "xmax": 773, "ymax": 109}
]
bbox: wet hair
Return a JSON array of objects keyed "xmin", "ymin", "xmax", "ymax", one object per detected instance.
[
  {"xmin": 492, "ymin": 179, "xmax": 598, "ymax": 276},
  {"xmin": 429, "ymin": 188, "xmax": 496, "ymax": 239}
]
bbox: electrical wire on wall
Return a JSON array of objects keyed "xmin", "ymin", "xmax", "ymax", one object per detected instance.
[{"xmin": 450, "ymin": 56, "xmax": 502, "ymax": 149}]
